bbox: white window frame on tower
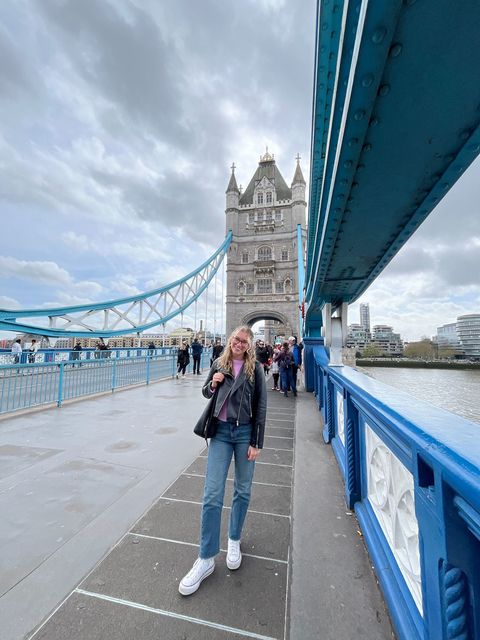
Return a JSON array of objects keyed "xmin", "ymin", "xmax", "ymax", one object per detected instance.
[
  {"xmin": 257, "ymin": 278, "xmax": 272, "ymax": 294},
  {"xmin": 266, "ymin": 192, "xmax": 272, "ymax": 204},
  {"xmin": 242, "ymin": 252, "xmax": 249, "ymax": 264},
  {"xmin": 257, "ymin": 192, "xmax": 264, "ymax": 204},
  {"xmin": 281, "ymin": 248, "xmax": 288, "ymax": 261}
]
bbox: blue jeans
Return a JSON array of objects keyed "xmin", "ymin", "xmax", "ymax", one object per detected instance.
[
  {"xmin": 199, "ymin": 420, "xmax": 255, "ymax": 558},
  {"xmin": 280, "ymin": 368, "xmax": 296, "ymax": 393}
]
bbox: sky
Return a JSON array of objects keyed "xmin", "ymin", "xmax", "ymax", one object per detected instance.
[{"xmin": 0, "ymin": 0, "xmax": 479, "ymax": 342}]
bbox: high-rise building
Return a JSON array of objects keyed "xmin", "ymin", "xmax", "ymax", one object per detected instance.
[
  {"xmin": 360, "ymin": 303, "xmax": 370, "ymax": 332},
  {"xmin": 456, "ymin": 314, "xmax": 480, "ymax": 360},
  {"xmin": 436, "ymin": 322, "xmax": 459, "ymax": 349}
]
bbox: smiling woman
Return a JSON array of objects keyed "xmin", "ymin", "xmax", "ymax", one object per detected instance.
[{"xmin": 178, "ymin": 325, "xmax": 267, "ymax": 596}]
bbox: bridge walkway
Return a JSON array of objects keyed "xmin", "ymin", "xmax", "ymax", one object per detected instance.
[{"xmin": 1, "ymin": 375, "xmax": 393, "ymax": 639}]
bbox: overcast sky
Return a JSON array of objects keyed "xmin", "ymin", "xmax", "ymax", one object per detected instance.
[{"xmin": 0, "ymin": 0, "xmax": 479, "ymax": 342}]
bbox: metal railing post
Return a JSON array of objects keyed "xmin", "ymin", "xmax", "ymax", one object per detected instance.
[
  {"xmin": 57, "ymin": 363, "xmax": 64, "ymax": 407},
  {"xmin": 146, "ymin": 354, "xmax": 151, "ymax": 385},
  {"xmin": 112, "ymin": 359, "xmax": 117, "ymax": 391}
]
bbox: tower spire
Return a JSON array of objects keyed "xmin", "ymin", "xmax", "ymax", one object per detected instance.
[
  {"xmin": 226, "ymin": 162, "xmax": 240, "ymax": 193},
  {"xmin": 292, "ymin": 153, "xmax": 306, "ymax": 185}
]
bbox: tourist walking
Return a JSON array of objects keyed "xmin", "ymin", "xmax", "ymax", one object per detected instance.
[
  {"xmin": 271, "ymin": 345, "xmax": 280, "ymax": 390},
  {"xmin": 210, "ymin": 338, "xmax": 224, "ymax": 366},
  {"xmin": 28, "ymin": 339, "xmax": 39, "ymax": 363},
  {"xmin": 288, "ymin": 336, "xmax": 302, "ymax": 386},
  {"xmin": 11, "ymin": 339, "xmax": 22, "ymax": 365},
  {"xmin": 176, "ymin": 341, "xmax": 190, "ymax": 378},
  {"xmin": 275, "ymin": 341, "xmax": 296, "ymax": 397},
  {"xmin": 179, "ymin": 325, "xmax": 267, "ymax": 596},
  {"xmin": 255, "ymin": 340, "xmax": 270, "ymax": 375},
  {"xmin": 191, "ymin": 338, "xmax": 203, "ymax": 374}
]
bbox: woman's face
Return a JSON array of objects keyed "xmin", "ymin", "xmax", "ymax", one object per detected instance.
[{"xmin": 230, "ymin": 330, "xmax": 250, "ymax": 359}]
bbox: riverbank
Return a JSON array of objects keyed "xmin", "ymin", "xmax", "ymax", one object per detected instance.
[{"xmin": 356, "ymin": 359, "xmax": 480, "ymax": 370}]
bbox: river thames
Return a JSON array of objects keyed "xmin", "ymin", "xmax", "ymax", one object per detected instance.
[{"xmin": 360, "ymin": 366, "xmax": 480, "ymax": 425}]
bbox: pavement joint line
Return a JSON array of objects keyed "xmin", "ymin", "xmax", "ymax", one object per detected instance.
[
  {"xmin": 263, "ymin": 435, "xmax": 294, "ymax": 440},
  {"xmin": 196, "ymin": 456, "xmax": 293, "ymax": 469},
  {"xmin": 181, "ymin": 472, "xmax": 292, "ymax": 489},
  {"xmin": 159, "ymin": 497, "xmax": 291, "ymax": 519},
  {"xmin": 127, "ymin": 533, "xmax": 288, "ymax": 565},
  {"xmin": 262, "ymin": 446, "xmax": 294, "ymax": 452},
  {"xmin": 74, "ymin": 589, "xmax": 279, "ymax": 640},
  {"xmin": 265, "ymin": 426, "xmax": 294, "ymax": 431}
]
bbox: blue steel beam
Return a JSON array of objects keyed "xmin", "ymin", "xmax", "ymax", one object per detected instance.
[
  {"xmin": 306, "ymin": 0, "xmax": 480, "ymax": 330},
  {"xmin": 0, "ymin": 233, "xmax": 232, "ymax": 338}
]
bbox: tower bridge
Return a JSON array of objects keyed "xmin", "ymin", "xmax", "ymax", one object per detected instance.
[{"xmin": 1, "ymin": 2, "xmax": 480, "ymax": 639}]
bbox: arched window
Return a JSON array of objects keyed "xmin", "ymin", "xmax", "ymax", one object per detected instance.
[
  {"xmin": 257, "ymin": 192, "xmax": 264, "ymax": 204},
  {"xmin": 258, "ymin": 246, "xmax": 272, "ymax": 261}
]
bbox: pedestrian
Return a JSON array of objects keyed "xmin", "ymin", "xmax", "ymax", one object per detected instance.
[
  {"xmin": 271, "ymin": 345, "xmax": 280, "ymax": 390},
  {"xmin": 288, "ymin": 336, "xmax": 302, "ymax": 386},
  {"xmin": 148, "ymin": 341, "xmax": 156, "ymax": 354},
  {"xmin": 28, "ymin": 339, "xmax": 39, "ymax": 363},
  {"xmin": 178, "ymin": 325, "xmax": 267, "ymax": 596},
  {"xmin": 72, "ymin": 342, "xmax": 83, "ymax": 366},
  {"xmin": 191, "ymin": 338, "xmax": 203, "ymax": 374},
  {"xmin": 176, "ymin": 341, "xmax": 190, "ymax": 378},
  {"xmin": 255, "ymin": 339, "xmax": 270, "ymax": 375},
  {"xmin": 11, "ymin": 339, "xmax": 22, "ymax": 365},
  {"xmin": 210, "ymin": 338, "xmax": 224, "ymax": 366},
  {"xmin": 276, "ymin": 341, "xmax": 296, "ymax": 397}
]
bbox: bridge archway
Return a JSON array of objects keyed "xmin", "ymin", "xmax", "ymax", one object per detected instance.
[{"xmin": 241, "ymin": 309, "xmax": 292, "ymax": 344}]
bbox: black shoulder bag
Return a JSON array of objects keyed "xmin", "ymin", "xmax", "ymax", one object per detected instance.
[{"xmin": 193, "ymin": 388, "xmax": 218, "ymax": 440}]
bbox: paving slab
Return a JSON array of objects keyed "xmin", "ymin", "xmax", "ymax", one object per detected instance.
[
  {"xmin": 262, "ymin": 435, "xmax": 293, "ymax": 451},
  {"xmin": 184, "ymin": 456, "xmax": 293, "ymax": 486},
  {"xmin": 132, "ymin": 497, "xmax": 290, "ymax": 561},
  {"xmin": 33, "ymin": 591, "xmax": 250, "ymax": 640},
  {"xmin": 164, "ymin": 473, "xmax": 292, "ymax": 516},
  {"xmin": 79, "ymin": 536, "xmax": 288, "ymax": 639}
]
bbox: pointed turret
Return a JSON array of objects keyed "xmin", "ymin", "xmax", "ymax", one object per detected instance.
[
  {"xmin": 226, "ymin": 162, "xmax": 240, "ymax": 194},
  {"xmin": 292, "ymin": 154, "xmax": 306, "ymax": 186},
  {"xmin": 225, "ymin": 163, "xmax": 240, "ymax": 235}
]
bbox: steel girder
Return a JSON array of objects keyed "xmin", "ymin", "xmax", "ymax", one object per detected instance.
[{"xmin": 0, "ymin": 233, "xmax": 232, "ymax": 338}]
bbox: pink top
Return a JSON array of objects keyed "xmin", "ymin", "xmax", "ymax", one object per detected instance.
[{"xmin": 218, "ymin": 359, "xmax": 244, "ymax": 422}]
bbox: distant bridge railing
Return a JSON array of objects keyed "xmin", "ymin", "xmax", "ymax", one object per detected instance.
[
  {"xmin": 0, "ymin": 347, "xmax": 194, "ymax": 366},
  {"xmin": 304, "ymin": 339, "xmax": 480, "ymax": 640},
  {"xmin": 0, "ymin": 351, "xmax": 212, "ymax": 415}
]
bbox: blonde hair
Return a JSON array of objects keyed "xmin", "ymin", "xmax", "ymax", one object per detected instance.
[{"xmin": 216, "ymin": 325, "xmax": 256, "ymax": 380}]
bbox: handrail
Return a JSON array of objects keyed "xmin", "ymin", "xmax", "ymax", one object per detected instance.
[{"xmin": 304, "ymin": 341, "xmax": 480, "ymax": 640}]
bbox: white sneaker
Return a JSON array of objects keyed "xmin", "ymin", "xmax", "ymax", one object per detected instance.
[
  {"xmin": 178, "ymin": 557, "xmax": 215, "ymax": 596},
  {"xmin": 226, "ymin": 538, "xmax": 242, "ymax": 570}
]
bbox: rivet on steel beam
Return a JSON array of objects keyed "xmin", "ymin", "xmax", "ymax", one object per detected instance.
[
  {"xmin": 378, "ymin": 84, "xmax": 390, "ymax": 97},
  {"xmin": 459, "ymin": 129, "xmax": 471, "ymax": 141},
  {"xmin": 322, "ymin": 23, "xmax": 328, "ymax": 31},
  {"xmin": 344, "ymin": 160, "xmax": 352, "ymax": 168},
  {"xmin": 389, "ymin": 43, "xmax": 402, "ymax": 58},
  {"xmin": 404, "ymin": 0, "xmax": 417, "ymax": 6},
  {"xmin": 357, "ymin": 164, "xmax": 365, "ymax": 171},
  {"xmin": 445, "ymin": 154, "xmax": 454, "ymax": 163},
  {"xmin": 320, "ymin": 46, "xmax": 326, "ymax": 53},
  {"xmin": 369, "ymin": 116, "xmax": 379, "ymax": 127},
  {"xmin": 372, "ymin": 27, "xmax": 387, "ymax": 44},
  {"xmin": 354, "ymin": 109, "xmax": 365, "ymax": 121},
  {"xmin": 362, "ymin": 74, "xmax": 374, "ymax": 87},
  {"xmin": 441, "ymin": 183, "xmax": 449, "ymax": 189},
  {"xmin": 470, "ymin": 143, "xmax": 480, "ymax": 152},
  {"xmin": 362, "ymin": 143, "xmax": 372, "ymax": 152},
  {"xmin": 348, "ymin": 138, "xmax": 358, "ymax": 147}
]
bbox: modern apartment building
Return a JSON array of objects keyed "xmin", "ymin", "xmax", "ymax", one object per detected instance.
[{"xmin": 456, "ymin": 314, "xmax": 480, "ymax": 360}]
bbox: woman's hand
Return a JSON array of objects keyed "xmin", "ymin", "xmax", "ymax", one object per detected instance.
[
  {"xmin": 247, "ymin": 446, "xmax": 260, "ymax": 461},
  {"xmin": 211, "ymin": 372, "xmax": 225, "ymax": 389}
]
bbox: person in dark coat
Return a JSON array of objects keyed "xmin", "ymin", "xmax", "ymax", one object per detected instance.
[
  {"xmin": 211, "ymin": 339, "xmax": 224, "ymax": 366},
  {"xmin": 255, "ymin": 340, "xmax": 270, "ymax": 375},
  {"xmin": 191, "ymin": 338, "xmax": 203, "ymax": 374},
  {"xmin": 176, "ymin": 341, "xmax": 190, "ymax": 378}
]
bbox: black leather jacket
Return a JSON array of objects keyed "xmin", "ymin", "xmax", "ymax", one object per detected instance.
[{"xmin": 202, "ymin": 360, "xmax": 267, "ymax": 449}]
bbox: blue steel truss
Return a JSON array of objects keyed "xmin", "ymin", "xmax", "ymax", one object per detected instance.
[
  {"xmin": 0, "ymin": 233, "xmax": 232, "ymax": 338},
  {"xmin": 305, "ymin": 0, "xmax": 480, "ymax": 334}
]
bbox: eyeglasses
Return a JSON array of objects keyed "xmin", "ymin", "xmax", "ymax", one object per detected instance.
[{"xmin": 232, "ymin": 336, "xmax": 249, "ymax": 347}]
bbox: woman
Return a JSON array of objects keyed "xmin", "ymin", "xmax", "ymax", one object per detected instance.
[
  {"xmin": 176, "ymin": 341, "xmax": 190, "ymax": 378},
  {"xmin": 179, "ymin": 325, "xmax": 267, "ymax": 596},
  {"xmin": 275, "ymin": 341, "xmax": 297, "ymax": 397}
]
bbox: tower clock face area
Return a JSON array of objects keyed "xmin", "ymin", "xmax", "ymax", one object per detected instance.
[{"xmin": 225, "ymin": 150, "xmax": 307, "ymax": 338}]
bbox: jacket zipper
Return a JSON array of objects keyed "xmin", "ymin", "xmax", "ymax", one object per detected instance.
[{"xmin": 236, "ymin": 379, "xmax": 246, "ymax": 426}]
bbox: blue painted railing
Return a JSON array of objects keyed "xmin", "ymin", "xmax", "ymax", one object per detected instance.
[
  {"xmin": 304, "ymin": 338, "xmax": 480, "ymax": 640},
  {"xmin": 0, "ymin": 351, "xmax": 212, "ymax": 415}
]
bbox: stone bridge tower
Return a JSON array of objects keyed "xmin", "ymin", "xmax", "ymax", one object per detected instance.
[{"xmin": 225, "ymin": 149, "xmax": 306, "ymax": 341}]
